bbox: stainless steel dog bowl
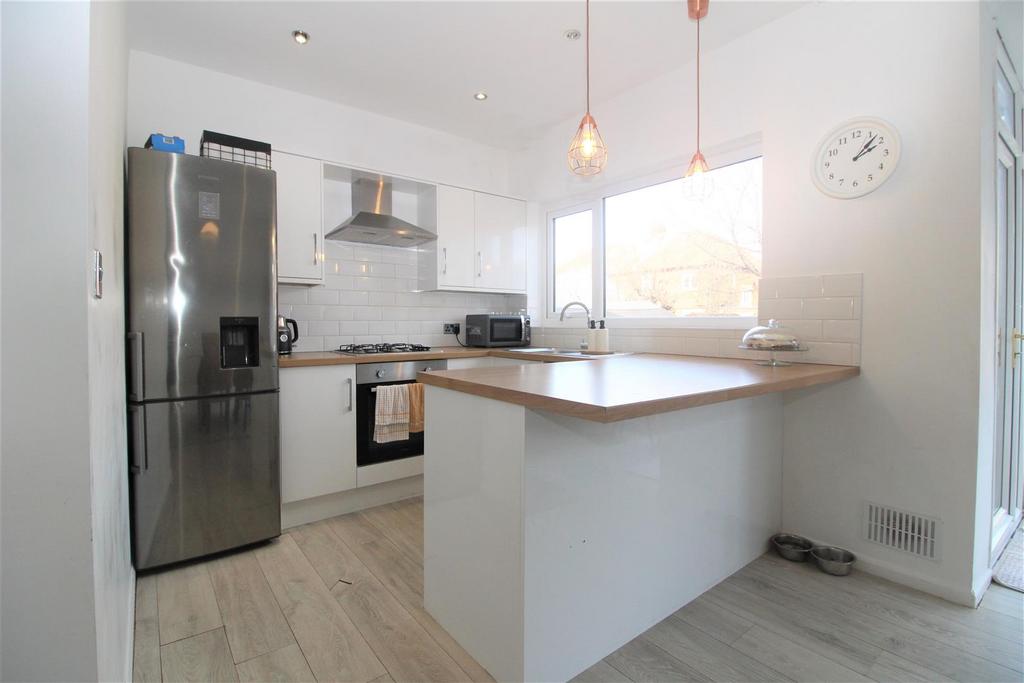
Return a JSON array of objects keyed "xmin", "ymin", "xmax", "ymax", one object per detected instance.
[
  {"xmin": 770, "ymin": 533, "xmax": 814, "ymax": 562},
  {"xmin": 811, "ymin": 545, "xmax": 856, "ymax": 576}
]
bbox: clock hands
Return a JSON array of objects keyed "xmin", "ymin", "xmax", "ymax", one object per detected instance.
[{"xmin": 852, "ymin": 134, "xmax": 880, "ymax": 161}]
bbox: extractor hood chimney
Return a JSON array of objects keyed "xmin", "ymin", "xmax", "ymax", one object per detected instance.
[{"xmin": 324, "ymin": 176, "xmax": 436, "ymax": 247}]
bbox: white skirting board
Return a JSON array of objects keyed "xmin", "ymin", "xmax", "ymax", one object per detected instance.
[
  {"xmin": 424, "ymin": 387, "xmax": 783, "ymax": 682},
  {"xmin": 281, "ymin": 475, "xmax": 423, "ymax": 529}
]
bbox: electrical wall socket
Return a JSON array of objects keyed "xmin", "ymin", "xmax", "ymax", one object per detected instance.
[{"xmin": 443, "ymin": 323, "xmax": 461, "ymax": 335}]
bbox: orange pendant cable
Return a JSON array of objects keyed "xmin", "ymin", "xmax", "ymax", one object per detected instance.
[
  {"xmin": 568, "ymin": 0, "xmax": 608, "ymax": 176},
  {"xmin": 685, "ymin": 0, "xmax": 709, "ymax": 178}
]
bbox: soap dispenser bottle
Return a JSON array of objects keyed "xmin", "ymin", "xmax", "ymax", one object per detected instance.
[{"xmin": 594, "ymin": 320, "xmax": 610, "ymax": 352}]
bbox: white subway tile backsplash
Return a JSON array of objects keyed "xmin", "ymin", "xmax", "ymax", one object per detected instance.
[
  {"xmin": 340, "ymin": 321, "xmax": 369, "ymax": 336},
  {"xmin": 533, "ymin": 272, "xmax": 863, "ymax": 366},
  {"xmin": 308, "ymin": 320, "xmax": 340, "ymax": 336},
  {"xmin": 802, "ymin": 297, "xmax": 856, "ymax": 320},
  {"xmin": 307, "ymin": 288, "xmax": 339, "ymax": 305},
  {"xmin": 354, "ymin": 307, "xmax": 383, "ymax": 321},
  {"xmin": 822, "ymin": 319, "xmax": 861, "ymax": 342},
  {"xmin": 280, "ymin": 243, "xmax": 524, "ymax": 352},
  {"xmin": 773, "ymin": 275, "xmax": 824, "ymax": 300},
  {"xmin": 759, "ymin": 298, "xmax": 804, "ymax": 319}
]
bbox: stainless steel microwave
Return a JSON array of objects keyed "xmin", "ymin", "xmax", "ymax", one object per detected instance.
[{"xmin": 465, "ymin": 314, "xmax": 531, "ymax": 348}]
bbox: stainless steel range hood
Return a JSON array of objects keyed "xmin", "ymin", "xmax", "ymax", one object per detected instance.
[{"xmin": 324, "ymin": 176, "xmax": 436, "ymax": 247}]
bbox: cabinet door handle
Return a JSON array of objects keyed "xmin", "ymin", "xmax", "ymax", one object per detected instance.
[
  {"xmin": 129, "ymin": 404, "xmax": 147, "ymax": 473},
  {"xmin": 346, "ymin": 377, "xmax": 354, "ymax": 412},
  {"xmin": 442, "ymin": 247, "xmax": 447, "ymax": 275},
  {"xmin": 478, "ymin": 251, "xmax": 483, "ymax": 277},
  {"xmin": 127, "ymin": 331, "xmax": 144, "ymax": 401},
  {"xmin": 313, "ymin": 233, "xmax": 319, "ymax": 266}
]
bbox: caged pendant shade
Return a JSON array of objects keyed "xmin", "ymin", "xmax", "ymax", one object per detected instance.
[{"xmin": 568, "ymin": 0, "xmax": 608, "ymax": 176}]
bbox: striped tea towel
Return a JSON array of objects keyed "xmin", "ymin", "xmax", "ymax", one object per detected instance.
[{"xmin": 374, "ymin": 384, "xmax": 410, "ymax": 443}]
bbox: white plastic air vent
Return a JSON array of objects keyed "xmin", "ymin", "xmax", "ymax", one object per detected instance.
[{"xmin": 863, "ymin": 502, "xmax": 940, "ymax": 560}]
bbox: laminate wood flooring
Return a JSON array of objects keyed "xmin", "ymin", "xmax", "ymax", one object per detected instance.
[{"xmin": 134, "ymin": 498, "xmax": 1024, "ymax": 683}]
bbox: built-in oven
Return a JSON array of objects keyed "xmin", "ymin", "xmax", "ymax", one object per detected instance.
[
  {"xmin": 355, "ymin": 359, "xmax": 447, "ymax": 467},
  {"xmin": 465, "ymin": 313, "xmax": 531, "ymax": 347}
]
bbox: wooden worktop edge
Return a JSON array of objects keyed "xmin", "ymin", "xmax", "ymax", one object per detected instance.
[{"xmin": 417, "ymin": 364, "xmax": 860, "ymax": 422}]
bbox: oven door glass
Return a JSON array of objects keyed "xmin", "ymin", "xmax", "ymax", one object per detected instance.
[
  {"xmin": 489, "ymin": 318, "xmax": 523, "ymax": 344},
  {"xmin": 356, "ymin": 380, "xmax": 424, "ymax": 467}
]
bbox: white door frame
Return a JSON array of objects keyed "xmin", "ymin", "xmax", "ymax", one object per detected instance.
[{"xmin": 991, "ymin": 34, "xmax": 1024, "ymax": 560}]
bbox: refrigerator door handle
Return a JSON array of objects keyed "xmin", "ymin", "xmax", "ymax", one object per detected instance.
[
  {"xmin": 129, "ymin": 404, "xmax": 147, "ymax": 473},
  {"xmin": 127, "ymin": 331, "xmax": 144, "ymax": 401}
]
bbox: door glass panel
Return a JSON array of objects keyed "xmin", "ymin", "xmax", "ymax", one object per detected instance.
[{"xmin": 996, "ymin": 63, "xmax": 1016, "ymax": 136}]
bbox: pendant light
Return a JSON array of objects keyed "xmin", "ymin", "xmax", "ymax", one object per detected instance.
[
  {"xmin": 683, "ymin": 0, "xmax": 714, "ymax": 198},
  {"xmin": 567, "ymin": 0, "xmax": 608, "ymax": 176}
]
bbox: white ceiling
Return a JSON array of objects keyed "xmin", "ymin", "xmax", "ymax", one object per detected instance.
[{"xmin": 126, "ymin": 1, "xmax": 803, "ymax": 150}]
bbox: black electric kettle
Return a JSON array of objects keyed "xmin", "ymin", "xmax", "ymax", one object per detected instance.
[{"xmin": 277, "ymin": 316, "xmax": 299, "ymax": 355}]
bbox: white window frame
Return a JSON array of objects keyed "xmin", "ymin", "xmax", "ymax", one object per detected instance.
[{"xmin": 545, "ymin": 137, "xmax": 763, "ymax": 329}]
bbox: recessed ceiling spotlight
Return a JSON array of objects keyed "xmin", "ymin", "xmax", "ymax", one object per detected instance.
[
  {"xmin": 292, "ymin": 30, "xmax": 310, "ymax": 45},
  {"xmin": 473, "ymin": 92, "xmax": 488, "ymax": 101},
  {"xmin": 563, "ymin": 29, "xmax": 581, "ymax": 41}
]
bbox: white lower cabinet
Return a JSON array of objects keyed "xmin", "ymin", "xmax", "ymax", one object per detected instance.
[{"xmin": 280, "ymin": 365, "xmax": 357, "ymax": 504}]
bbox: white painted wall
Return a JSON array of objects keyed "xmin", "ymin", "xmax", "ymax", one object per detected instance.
[
  {"xmin": 127, "ymin": 51, "xmax": 514, "ymax": 197},
  {"xmin": 1, "ymin": 3, "xmax": 101, "ymax": 679},
  {"xmin": 87, "ymin": 3, "xmax": 134, "ymax": 681},
  {"xmin": 514, "ymin": 2, "xmax": 990, "ymax": 603},
  {"xmin": 1, "ymin": 2, "xmax": 133, "ymax": 680}
]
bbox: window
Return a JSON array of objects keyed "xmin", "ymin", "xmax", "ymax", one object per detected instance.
[
  {"xmin": 551, "ymin": 209, "xmax": 593, "ymax": 313},
  {"xmin": 547, "ymin": 154, "xmax": 763, "ymax": 325}
]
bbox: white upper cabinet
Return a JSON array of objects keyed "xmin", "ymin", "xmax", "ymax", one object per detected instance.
[
  {"xmin": 419, "ymin": 185, "xmax": 526, "ymax": 293},
  {"xmin": 275, "ymin": 151, "xmax": 324, "ymax": 284},
  {"xmin": 435, "ymin": 185, "xmax": 476, "ymax": 289},
  {"xmin": 474, "ymin": 192, "xmax": 527, "ymax": 292}
]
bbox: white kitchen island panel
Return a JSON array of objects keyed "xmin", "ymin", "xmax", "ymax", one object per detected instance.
[{"xmin": 423, "ymin": 386, "xmax": 782, "ymax": 683}]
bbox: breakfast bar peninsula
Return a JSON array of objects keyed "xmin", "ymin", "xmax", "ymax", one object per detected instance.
[{"xmin": 417, "ymin": 354, "xmax": 858, "ymax": 682}]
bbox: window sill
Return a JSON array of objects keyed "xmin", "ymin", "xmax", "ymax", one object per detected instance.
[{"xmin": 539, "ymin": 316, "xmax": 756, "ymax": 331}]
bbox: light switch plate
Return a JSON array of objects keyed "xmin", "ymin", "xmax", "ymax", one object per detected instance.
[{"xmin": 93, "ymin": 249, "xmax": 103, "ymax": 299}]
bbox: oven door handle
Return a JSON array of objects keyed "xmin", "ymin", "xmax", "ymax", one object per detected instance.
[{"xmin": 346, "ymin": 377, "xmax": 354, "ymax": 413}]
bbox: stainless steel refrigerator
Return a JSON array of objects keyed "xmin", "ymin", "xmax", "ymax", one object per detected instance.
[{"xmin": 126, "ymin": 147, "xmax": 280, "ymax": 570}]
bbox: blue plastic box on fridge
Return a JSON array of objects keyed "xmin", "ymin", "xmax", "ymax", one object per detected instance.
[{"xmin": 144, "ymin": 134, "xmax": 185, "ymax": 154}]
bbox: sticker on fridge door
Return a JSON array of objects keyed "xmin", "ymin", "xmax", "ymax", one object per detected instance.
[{"xmin": 198, "ymin": 191, "xmax": 220, "ymax": 219}]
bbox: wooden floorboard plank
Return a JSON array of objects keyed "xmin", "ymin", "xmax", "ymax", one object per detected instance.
[
  {"xmin": 725, "ymin": 565, "xmax": 1021, "ymax": 681},
  {"xmin": 160, "ymin": 628, "xmax": 238, "ymax": 683},
  {"xmin": 642, "ymin": 613, "xmax": 794, "ymax": 682},
  {"xmin": 761, "ymin": 552, "xmax": 1023, "ymax": 641},
  {"xmin": 670, "ymin": 596, "xmax": 754, "ymax": 646},
  {"xmin": 291, "ymin": 519, "xmax": 470, "ymax": 683},
  {"xmin": 235, "ymin": 644, "xmax": 315, "ymax": 683},
  {"xmin": 748, "ymin": 556, "xmax": 1024, "ymax": 671},
  {"xmin": 604, "ymin": 637, "xmax": 711, "ymax": 682},
  {"xmin": 207, "ymin": 550, "xmax": 295, "ymax": 663},
  {"xmin": 359, "ymin": 504, "xmax": 423, "ymax": 566},
  {"xmin": 980, "ymin": 583, "xmax": 1024, "ymax": 619},
  {"xmin": 569, "ymin": 659, "xmax": 632, "ymax": 683},
  {"xmin": 156, "ymin": 563, "xmax": 223, "ymax": 645},
  {"xmin": 333, "ymin": 574, "xmax": 470, "ymax": 683},
  {"xmin": 704, "ymin": 579, "xmax": 882, "ymax": 675},
  {"xmin": 254, "ymin": 535, "xmax": 387, "ymax": 683},
  {"xmin": 325, "ymin": 514, "xmax": 494, "ymax": 681},
  {"xmin": 133, "ymin": 574, "xmax": 162, "ymax": 683},
  {"xmin": 731, "ymin": 625, "xmax": 872, "ymax": 683},
  {"xmin": 867, "ymin": 651, "xmax": 956, "ymax": 683}
]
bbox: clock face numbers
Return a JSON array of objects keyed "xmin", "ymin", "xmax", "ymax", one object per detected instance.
[{"xmin": 814, "ymin": 119, "xmax": 899, "ymax": 198}]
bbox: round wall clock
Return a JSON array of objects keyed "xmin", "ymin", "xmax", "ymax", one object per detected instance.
[{"xmin": 812, "ymin": 117, "xmax": 901, "ymax": 199}]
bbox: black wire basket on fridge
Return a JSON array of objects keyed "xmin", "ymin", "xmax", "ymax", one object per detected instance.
[{"xmin": 199, "ymin": 130, "xmax": 272, "ymax": 169}]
